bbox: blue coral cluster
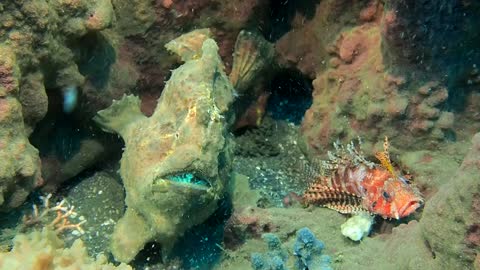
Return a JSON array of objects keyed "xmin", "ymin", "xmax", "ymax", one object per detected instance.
[
  {"xmin": 250, "ymin": 227, "xmax": 332, "ymax": 270},
  {"xmin": 251, "ymin": 233, "xmax": 288, "ymax": 270},
  {"xmin": 293, "ymin": 227, "xmax": 332, "ymax": 270}
]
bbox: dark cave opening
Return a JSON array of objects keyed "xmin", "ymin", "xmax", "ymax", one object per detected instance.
[
  {"xmin": 75, "ymin": 32, "xmax": 116, "ymax": 90},
  {"xmin": 29, "ymin": 83, "xmax": 123, "ymax": 192},
  {"xmin": 264, "ymin": 0, "xmax": 320, "ymax": 41},
  {"xmin": 266, "ymin": 68, "xmax": 313, "ymax": 125},
  {"xmin": 29, "ymin": 87, "xmax": 85, "ymax": 162}
]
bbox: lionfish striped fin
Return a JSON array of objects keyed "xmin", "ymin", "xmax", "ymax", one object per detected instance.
[
  {"xmin": 298, "ymin": 158, "xmax": 330, "ymax": 180},
  {"xmin": 303, "ymin": 184, "xmax": 365, "ymax": 214},
  {"xmin": 324, "ymin": 138, "xmax": 375, "ymax": 171}
]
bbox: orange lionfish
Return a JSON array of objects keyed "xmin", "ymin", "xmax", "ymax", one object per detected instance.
[{"xmin": 303, "ymin": 137, "xmax": 423, "ymax": 219}]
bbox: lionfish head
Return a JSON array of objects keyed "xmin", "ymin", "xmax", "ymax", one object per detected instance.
[
  {"xmin": 372, "ymin": 176, "xmax": 424, "ymax": 219},
  {"xmin": 371, "ymin": 136, "xmax": 424, "ymax": 219}
]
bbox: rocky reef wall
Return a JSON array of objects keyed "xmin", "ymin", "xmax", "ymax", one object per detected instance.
[
  {"xmin": 0, "ymin": 0, "xmax": 117, "ymax": 211},
  {"xmin": 273, "ymin": 0, "xmax": 480, "ymax": 154}
]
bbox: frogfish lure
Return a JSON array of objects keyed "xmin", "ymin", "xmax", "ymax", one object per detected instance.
[{"xmin": 303, "ymin": 137, "xmax": 423, "ymax": 219}]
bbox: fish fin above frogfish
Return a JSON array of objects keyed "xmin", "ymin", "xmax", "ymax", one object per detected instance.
[
  {"xmin": 374, "ymin": 136, "xmax": 397, "ymax": 179},
  {"xmin": 229, "ymin": 30, "xmax": 274, "ymax": 94},
  {"xmin": 93, "ymin": 94, "xmax": 146, "ymax": 139},
  {"xmin": 303, "ymin": 183, "xmax": 365, "ymax": 214}
]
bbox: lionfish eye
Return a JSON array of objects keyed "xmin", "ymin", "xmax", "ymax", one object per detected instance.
[{"xmin": 382, "ymin": 191, "xmax": 391, "ymax": 201}]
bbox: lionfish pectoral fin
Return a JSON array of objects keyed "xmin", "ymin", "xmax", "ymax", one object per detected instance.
[
  {"xmin": 303, "ymin": 184, "xmax": 365, "ymax": 214},
  {"xmin": 324, "ymin": 202, "xmax": 367, "ymax": 214}
]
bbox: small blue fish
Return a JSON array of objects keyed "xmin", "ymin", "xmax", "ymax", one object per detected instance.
[{"xmin": 63, "ymin": 86, "xmax": 78, "ymax": 113}]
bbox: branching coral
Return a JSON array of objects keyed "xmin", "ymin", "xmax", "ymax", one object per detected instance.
[
  {"xmin": 21, "ymin": 194, "xmax": 86, "ymax": 235},
  {"xmin": 0, "ymin": 228, "xmax": 131, "ymax": 270}
]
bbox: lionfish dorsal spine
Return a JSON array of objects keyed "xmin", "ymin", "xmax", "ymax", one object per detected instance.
[{"xmin": 374, "ymin": 136, "xmax": 397, "ymax": 179}]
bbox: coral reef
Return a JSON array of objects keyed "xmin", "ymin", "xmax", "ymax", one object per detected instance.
[
  {"xmin": 298, "ymin": 6, "xmax": 459, "ymax": 154},
  {"xmin": 249, "ymin": 228, "xmax": 332, "ymax": 270},
  {"xmin": 20, "ymin": 193, "xmax": 85, "ymax": 236},
  {"xmin": 382, "ymin": 0, "xmax": 480, "ymax": 100},
  {"xmin": 251, "ymin": 233, "xmax": 288, "ymax": 270},
  {"xmin": 273, "ymin": 1, "xmax": 480, "ymax": 155},
  {"xmin": 2, "ymin": 0, "xmax": 479, "ymax": 269},
  {"xmin": 225, "ymin": 206, "xmax": 276, "ymax": 250},
  {"xmin": 94, "ymin": 33, "xmax": 235, "ymax": 262},
  {"xmin": 0, "ymin": 0, "xmax": 117, "ymax": 210},
  {"xmin": 0, "ymin": 47, "xmax": 42, "ymax": 211},
  {"xmin": 275, "ymin": 1, "xmax": 373, "ymax": 78},
  {"xmin": 216, "ymin": 204, "xmax": 349, "ymax": 270},
  {"xmin": 420, "ymin": 133, "xmax": 480, "ymax": 268},
  {"xmin": 0, "ymin": 228, "xmax": 131, "ymax": 270},
  {"xmin": 293, "ymin": 227, "xmax": 332, "ymax": 270},
  {"xmin": 0, "ymin": 0, "xmax": 116, "ymax": 127}
]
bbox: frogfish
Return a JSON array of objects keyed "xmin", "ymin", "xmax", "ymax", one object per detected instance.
[{"xmin": 303, "ymin": 137, "xmax": 423, "ymax": 219}]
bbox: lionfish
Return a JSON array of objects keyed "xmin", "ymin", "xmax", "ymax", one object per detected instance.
[{"xmin": 303, "ymin": 137, "xmax": 423, "ymax": 219}]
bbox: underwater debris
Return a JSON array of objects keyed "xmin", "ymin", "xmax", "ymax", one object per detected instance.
[
  {"xmin": 303, "ymin": 137, "xmax": 423, "ymax": 219},
  {"xmin": 293, "ymin": 227, "xmax": 332, "ymax": 270},
  {"xmin": 340, "ymin": 212, "xmax": 375, "ymax": 241}
]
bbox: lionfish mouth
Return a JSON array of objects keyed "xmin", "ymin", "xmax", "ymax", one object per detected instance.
[{"xmin": 399, "ymin": 199, "xmax": 424, "ymax": 218}]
